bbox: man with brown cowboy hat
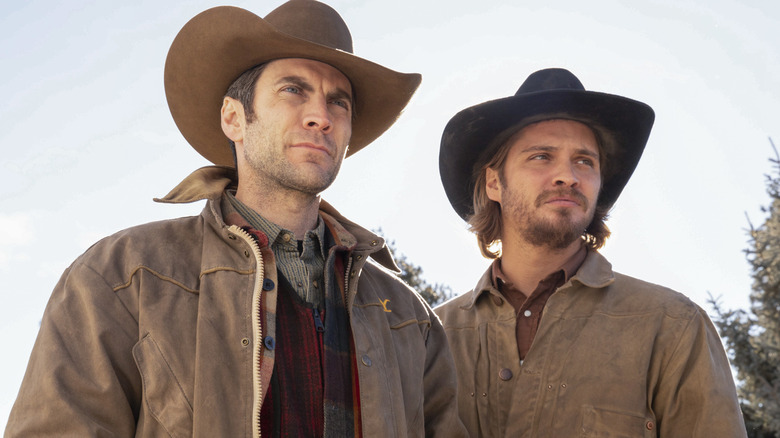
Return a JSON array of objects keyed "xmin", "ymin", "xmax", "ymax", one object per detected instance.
[
  {"xmin": 435, "ymin": 68, "xmax": 746, "ymax": 437},
  {"xmin": 6, "ymin": 1, "xmax": 466, "ymax": 436}
]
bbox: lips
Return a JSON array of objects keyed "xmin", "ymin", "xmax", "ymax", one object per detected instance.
[
  {"xmin": 536, "ymin": 189, "xmax": 588, "ymax": 209},
  {"xmin": 290, "ymin": 141, "xmax": 333, "ymax": 157}
]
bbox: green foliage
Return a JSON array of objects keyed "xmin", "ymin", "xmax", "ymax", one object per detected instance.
[
  {"xmin": 378, "ymin": 229, "xmax": 453, "ymax": 307},
  {"xmin": 711, "ymin": 139, "xmax": 780, "ymax": 438}
]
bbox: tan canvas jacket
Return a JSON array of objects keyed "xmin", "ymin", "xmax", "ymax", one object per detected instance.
[
  {"xmin": 435, "ymin": 250, "xmax": 746, "ymax": 438},
  {"xmin": 6, "ymin": 166, "xmax": 466, "ymax": 438}
]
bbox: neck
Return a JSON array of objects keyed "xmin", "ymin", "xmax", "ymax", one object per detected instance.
[
  {"xmin": 499, "ymin": 236, "xmax": 583, "ymax": 295},
  {"xmin": 235, "ymin": 181, "xmax": 321, "ymax": 239}
]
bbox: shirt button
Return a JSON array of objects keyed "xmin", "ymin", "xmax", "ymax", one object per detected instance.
[
  {"xmin": 313, "ymin": 280, "xmax": 319, "ymax": 288},
  {"xmin": 523, "ymin": 310, "xmax": 532, "ymax": 317},
  {"xmin": 498, "ymin": 368, "xmax": 513, "ymax": 381},
  {"xmin": 263, "ymin": 336, "xmax": 275, "ymax": 350},
  {"xmin": 492, "ymin": 296, "xmax": 503, "ymax": 306},
  {"xmin": 282, "ymin": 233, "xmax": 292, "ymax": 243},
  {"xmin": 361, "ymin": 355, "xmax": 373, "ymax": 367},
  {"xmin": 262, "ymin": 278, "xmax": 275, "ymax": 291}
]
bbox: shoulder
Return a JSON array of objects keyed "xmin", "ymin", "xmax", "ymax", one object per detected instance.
[
  {"xmin": 435, "ymin": 291, "xmax": 475, "ymax": 316},
  {"xmin": 599, "ymin": 272, "xmax": 703, "ymax": 320},
  {"xmin": 71, "ymin": 214, "xmax": 207, "ymax": 289},
  {"xmin": 81, "ymin": 215, "xmax": 204, "ymax": 260}
]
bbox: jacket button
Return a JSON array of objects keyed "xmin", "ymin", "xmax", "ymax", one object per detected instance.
[
  {"xmin": 241, "ymin": 338, "xmax": 250, "ymax": 346},
  {"xmin": 361, "ymin": 355, "xmax": 372, "ymax": 367},
  {"xmin": 263, "ymin": 278, "xmax": 275, "ymax": 291},
  {"xmin": 263, "ymin": 336, "xmax": 275, "ymax": 350},
  {"xmin": 244, "ymin": 250, "xmax": 250, "ymax": 258},
  {"xmin": 499, "ymin": 368, "xmax": 513, "ymax": 381},
  {"xmin": 646, "ymin": 421, "xmax": 654, "ymax": 430},
  {"xmin": 228, "ymin": 234, "xmax": 237, "ymax": 240}
]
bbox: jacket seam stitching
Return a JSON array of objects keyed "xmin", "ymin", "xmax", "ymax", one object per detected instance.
[
  {"xmin": 113, "ymin": 266, "xmax": 199, "ymax": 294},
  {"xmin": 390, "ymin": 319, "xmax": 431, "ymax": 330}
]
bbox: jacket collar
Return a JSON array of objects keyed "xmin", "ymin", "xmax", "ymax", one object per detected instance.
[
  {"xmin": 153, "ymin": 165, "xmax": 399, "ymax": 273},
  {"xmin": 462, "ymin": 249, "xmax": 615, "ymax": 310}
]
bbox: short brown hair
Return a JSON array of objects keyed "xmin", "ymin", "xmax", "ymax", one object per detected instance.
[
  {"xmin": 467, "ymin": 121, "xmax": 611, "ymax": 259},
  {"xmin": 225, "ymin": 63, "xmax": 268, "ymax": 124}
]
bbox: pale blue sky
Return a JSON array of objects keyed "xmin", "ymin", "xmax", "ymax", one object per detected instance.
[{"xmin": 1, "ymin": 0, "xmax": 778, "ymax": 428}]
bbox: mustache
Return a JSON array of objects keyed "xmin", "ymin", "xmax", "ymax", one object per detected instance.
[{"xmin": 535, "ymin": 188, "xmax": 589, "ymax": 208}]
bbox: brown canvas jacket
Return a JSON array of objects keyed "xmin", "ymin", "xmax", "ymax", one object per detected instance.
[
  {"xmin": 435, "ymin": 250, "xmax": 746, "ymax": 438},
  {"xmin": 6, "ymin": 166, "xmax": 466, "ymax": 438}
]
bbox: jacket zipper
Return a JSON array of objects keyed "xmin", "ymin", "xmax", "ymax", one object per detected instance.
[
  {"xmin": 312, "ymin": 308, "xmax": 325, "ymax": 332},
  {"xmin": 344, "ymin": 255, "xmax": 354, "ymax": 314},
  {"xmin": 229, "ymin": 226, "xmax": 266, "ymax": 438}
]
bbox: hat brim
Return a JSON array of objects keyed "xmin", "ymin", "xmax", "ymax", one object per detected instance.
[
  {"xmin": 439, "ymin": 89, "xmax": 655, "ymax": 219},
  {"xmin": 165, "ymin": 6, "xmax": 421, "ymax": 166}
]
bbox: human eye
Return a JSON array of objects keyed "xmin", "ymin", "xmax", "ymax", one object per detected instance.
[
  {"xmin": 529, "ymin": 153, "xmax": 550, "ymax": 161},
  {"xmin": 575, "ymin": 156, "xmax": 598, "ymax": 168},
  {"xmin": 281, "ymin": 85, "xmax": 301, "ymax": 94},
  {"xmin": 330, "ymin": 98, "xmax": 350, "ymax": 111}
]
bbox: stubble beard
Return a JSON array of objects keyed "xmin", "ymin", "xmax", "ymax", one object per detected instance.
[
  {"xmin": 242, "ymin": 121, "xmax": 344, "ymax": 196},
  {"xmin": 505, "ymin": 188, "xmax": 595, "ymax": 251}
]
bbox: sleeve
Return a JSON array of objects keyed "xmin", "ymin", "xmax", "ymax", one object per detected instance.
[
  {"xmin": 422, "ymin": 310, "xmax": 469, "ymax": 438},
  {"xmin": 5, "ymin": 260, "xmax": 141, "ymax": 437},
  {"xmin": 653, "ymin": 305, "xmax": 747, "ymax": 437}
]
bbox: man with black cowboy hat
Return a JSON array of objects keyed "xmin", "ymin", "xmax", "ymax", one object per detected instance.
[
  {"xmin": 435, "ymin": 68, "xmax": 746, "ymax": 437},
  {"xmin": 6, "ymin": 1, "xmax": 466, "ymax": 436}
]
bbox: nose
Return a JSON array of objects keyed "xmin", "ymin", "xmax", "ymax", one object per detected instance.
[
  {"xmin": 303, "ymin": 97, "xmax": 332, "ymax": 134},
  {"xmin": 553, "ymin": 162, "xmax": 579, "ymax": 187}
]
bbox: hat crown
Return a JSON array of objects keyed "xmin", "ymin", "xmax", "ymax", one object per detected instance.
[
  {"xmin": 516, "ymin": 68, "xmax": 585, "ymax": 95},
  {"xmin": 265, "ymin": 0, "xmax": 353, "ymax": 53}
]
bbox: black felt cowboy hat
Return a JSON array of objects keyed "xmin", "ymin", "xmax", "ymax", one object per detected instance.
[
  {"xmin": 164, "ymin": 0, "xmax": 422, "ymax": 166},
  {"xmin": 439, "ymin": 68, "xmax": 655, "ymax": 220}
]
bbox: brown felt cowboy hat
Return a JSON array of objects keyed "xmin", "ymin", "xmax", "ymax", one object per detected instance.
[
  {"xmin": 439, "ymin": 68, "xmax": 655, "ymax": 220},
  {"xmin": 164, "ymin": 0, "xmax": 422, "ymax": 166}
]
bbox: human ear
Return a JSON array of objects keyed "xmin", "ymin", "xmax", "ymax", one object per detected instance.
[
  {"xmin": 220, "ymin": 97, "xmax": 245, "ymax": 143},
  {"xmin": 485, "ymin": 167, "xmax": 502, "ymax": 203}
]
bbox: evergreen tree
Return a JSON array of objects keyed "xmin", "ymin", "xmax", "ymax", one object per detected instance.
[
  {"xmin": 711, "ymin": 139, "xmax": 780, "ymax": 438},
  {"xmin": 379, "ymin": 230, "xmax": 453, "ymax": 306}
]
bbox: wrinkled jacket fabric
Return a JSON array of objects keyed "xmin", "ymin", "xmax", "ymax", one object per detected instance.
[
  {"xmin": 6, "ymin": 166, "xmax": 466, "ymax": 438},
  {"xmin": 435, "ymin": 250, "xmax": 746, "ymax": 438}
]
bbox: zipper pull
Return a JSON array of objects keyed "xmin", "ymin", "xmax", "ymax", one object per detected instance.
[{"xmin": 312, "ymin": 308, "xmax": 325, "ymax": 333}]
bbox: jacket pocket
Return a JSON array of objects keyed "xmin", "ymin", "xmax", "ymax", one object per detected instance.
[
  {"xmin": 133, "ymin": 333, "xmax": 193, "ymax": 438},
  {"xmin": 580, "ymin": 405, "xmax": 656, "ymax": 438}
]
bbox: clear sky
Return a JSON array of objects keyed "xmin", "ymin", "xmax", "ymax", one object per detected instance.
[{"xmin": 1, "ymin": 0, "xmax": 778, "ymax": 429}]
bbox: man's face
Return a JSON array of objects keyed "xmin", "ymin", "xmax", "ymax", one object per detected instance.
[
  {"xmin": 486, "ymin": 119, "xmax": 602, "ymax": 250},
  {"xmin": 238, "ymin": 58, "xmax": 353, "ymax": 196}
]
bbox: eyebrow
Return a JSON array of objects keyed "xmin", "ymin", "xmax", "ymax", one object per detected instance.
[
  {"xmin": 276, "ymin": 75, "xmax": 353, "ymax": 104},
  {"xmin": 522, "ymin": 145, "xmax": 599, "ymax": 159}
]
